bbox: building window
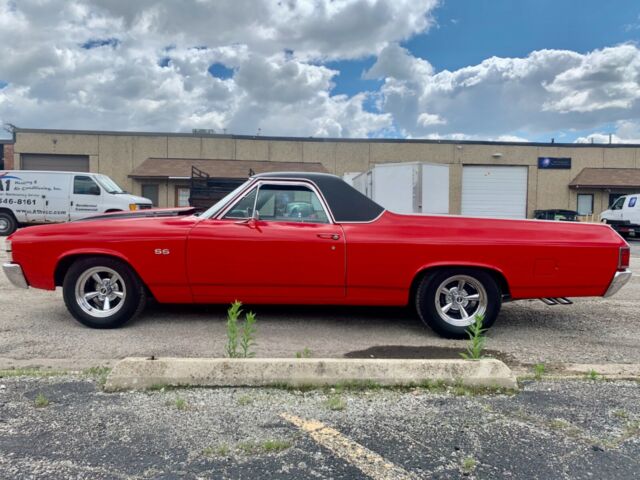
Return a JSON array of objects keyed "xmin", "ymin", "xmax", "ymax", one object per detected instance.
[
  {"xmin": 176, "ymin": 187, "xmax": 190, "ymax": 207},
  {"xmin": 141, "ymin": 184, "xmax": 159, "ymax": 207},
  {"xmin": 577, "ymin": 193, "xmax": 594, "ymax": 215}
]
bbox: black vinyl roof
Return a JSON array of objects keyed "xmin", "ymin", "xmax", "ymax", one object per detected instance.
[{"xmin": 255, "ymin": 172, "xmax": 385, "ymax": 222}]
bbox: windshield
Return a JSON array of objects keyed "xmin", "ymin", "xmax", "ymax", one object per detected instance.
[
  {"xmin": 95, "ymin": 174, "xmax": 125, "ymax": 194},
  {"xmin": 201, "ymin": 180, "xmax": 252, "ymax": 218}
]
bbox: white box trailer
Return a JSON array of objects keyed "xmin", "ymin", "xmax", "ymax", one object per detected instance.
[{"xmin": 352, "ymin": 162, "xmax": 449, "ymax": 215}]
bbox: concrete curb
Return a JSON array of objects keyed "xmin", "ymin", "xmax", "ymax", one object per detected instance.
[{"xmin": 103, "ymin": 357, "xmax": 518, "ymax": 392}]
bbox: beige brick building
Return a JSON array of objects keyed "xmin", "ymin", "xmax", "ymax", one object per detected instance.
[{"xmin": 8, "ymin": 127, "xmax": 640, "ymax": 217}]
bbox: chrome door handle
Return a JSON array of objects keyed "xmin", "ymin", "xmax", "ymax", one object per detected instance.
[{"xmin": 317, "ymin": 233, "xmax": 340, "ymax": 240}]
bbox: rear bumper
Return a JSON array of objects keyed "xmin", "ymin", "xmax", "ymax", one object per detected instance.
[
  {"xmin": 2, "ymin": 263, "xmax": 29, "ymax": 289},
  {"xmin": 604, "ymin": 269, "xmax": 632, "ymax": 298}
]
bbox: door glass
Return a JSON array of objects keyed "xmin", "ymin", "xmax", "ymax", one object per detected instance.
[
  {"xmin": 177, "ymin": 187, "xmax": 190, "ymax": 207},
  {"xmin": 256, "ymin": 185, "xmax": 329, "ymax": 223},
  {"xmin": 577, "ymin": 194, "xmax": 593, "ymax": 215},
  {"xmin": 223, "ymin": 188, "xmax": 257, "ymax": 219},
  {"xmin": 73, "ymin": 176, "xmax": 100, "ymax": 195}
]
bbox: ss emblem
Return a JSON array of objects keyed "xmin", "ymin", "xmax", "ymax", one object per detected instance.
[{"xmin": 154, "ymin": 248, "xmax": 170, "ymax": 255}]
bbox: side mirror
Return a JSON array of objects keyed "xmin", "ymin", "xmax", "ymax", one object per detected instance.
[{"xmin": 89, "ymin": 185, "xmax": 100, "ymax": 195}]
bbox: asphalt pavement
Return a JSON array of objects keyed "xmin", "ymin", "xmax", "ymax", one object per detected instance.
[
  {"xmin": 0, "ymin": 375, "xmax": 638, "ymax": 479},
  {"xmin": 1, "ymin": 238, "xmax": 640, "ymax": 370}
]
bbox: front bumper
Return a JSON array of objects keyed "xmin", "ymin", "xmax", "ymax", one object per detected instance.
[
  {"xmin": 604, "ymin": 269, "xmax": 632, "ymax": 297},
  {"xmin": 2, "ymin": 263, "xmax": 29, "ymax": 289}
]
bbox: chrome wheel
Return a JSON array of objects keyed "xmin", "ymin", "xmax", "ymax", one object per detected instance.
[
  {"xmin": 74, "ymin": 267, "xmax": 126, "ymax": 318},
  {"xmin": 0, "ymin": 218, "xmax": 8, "ymax": 232},
  {"xmin": 434, "ymin": 274, "xmax": 487, "ymax": 327}
]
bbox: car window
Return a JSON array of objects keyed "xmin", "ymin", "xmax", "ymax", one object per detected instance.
[
  {"xmin": 222, "ymin": 188, "xmax": 257, "ymax": 219},
  {"xmin": 73, "ymin": 176, "xmax": 100, "ymax": 195},
  {"xmin": 611, "ymin": 197, "xmax": 625, "ymax": 210},
  {"xmin": 255, "ymin": 184, "xmax": 329, "ymax": 223}
]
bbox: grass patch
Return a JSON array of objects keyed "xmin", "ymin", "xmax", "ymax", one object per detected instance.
[
  {"xmin": 585, "ymin": 369, "xmax": 601, "ymax": 381},
  {"xmin": 295, "ymin": 348, "xmax": 312, "ymax": 359},
  {"xmin": 0, "ymin": 368, "xmax": 66, "ymax": 378},
  {"xmin": 34, "ymin": 392, "xmax": 50, "ymax": 408},
  {"xmin": 235, "ymin": 439, "xmax": 292, "ymax": 455},
  {"xmin": 461, "ymin": 456, "xmax": 477, "ymax": 473},
  {"xmin": 325, "ymin": 395, "xmax": 347, "ymax": 411},
  {"xmin": 202, "ymin": 444, "xmax": 230, "ymax": 457},
  {"xmin": 262, "ymin": 439, "xmax": 292, "ymax": 453},
  {"xmin": 533, "ymin": 363, "xmax": 546, "ymax": 380},
  {"xmin": 82, "ymin": 366, "xmax": 111, "ymax": 387},
  {"xmin": 166, "ymin": 396, "xmax": 188, "ymax": 410},
  {"xmin": 237, "ymin": 394, "xmax": 253, "ymax": 406},
  {"xmin": 549, "ymin": 418, "xmax": 571, "ymax": 430},
  {"xmin": 613, "ymin": 409, "xmax": 629, "ymax": 419}
]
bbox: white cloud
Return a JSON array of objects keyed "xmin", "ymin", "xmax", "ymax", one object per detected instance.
[
  {"xmin": 1, "ymin": 0, "xmax": 435, "ymax": 137},
  {"xmin": 2, "ymin": 0, "xmax": 640, "ymax": 143},
  {"xmin": 370, "ymin": 43, "xmax": 640, "ymax": 138},
  {"xmin": 574, "ymin": 120, "xmax": 640, "ymax": 144}
]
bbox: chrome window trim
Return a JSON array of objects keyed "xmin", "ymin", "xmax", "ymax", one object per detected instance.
[
  {"xmin": 214, "ymin": 179, "xmax": 336, "ymax": 225},
  {"xmin": 199, "ymin": 179, "xmax": 257, "ymax": 220}
]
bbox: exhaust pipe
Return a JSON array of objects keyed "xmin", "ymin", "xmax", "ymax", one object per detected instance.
[{"xmin": 540, "ymin": 297, "xmax": 573, "ymax": 306}]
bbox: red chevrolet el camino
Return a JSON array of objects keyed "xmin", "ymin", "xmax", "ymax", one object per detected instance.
[{"xmin": 2, "ymin": 172, "xmax": 633, "ymax": 338}]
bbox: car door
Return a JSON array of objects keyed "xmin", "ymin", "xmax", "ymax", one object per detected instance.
[
  {"xmin": 69, "ymin": 175, "xmax": 102, "ymax": 220},
  {"xmin": 187, "ymin": 181, "xmax": 346, "ymax": 303}
]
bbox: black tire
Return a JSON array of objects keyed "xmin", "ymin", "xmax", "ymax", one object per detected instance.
[
  {"xmin": 415, "ymin": 268, "xmax": 502, "ymax": 339},
  {"xmin": 0, "ymin": 211, "xmax": 17, "ymax": 236},
  {"xmin": 62, "ymin": 257, "xmax": 146, "ymax": 328}
]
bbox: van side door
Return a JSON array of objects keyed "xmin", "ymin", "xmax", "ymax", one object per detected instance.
[
  {"xmin": 69, "ymin": 175, "xmax": 102, "ymax": 220},
  {"xmin": 41, "ymin": 173, "xmax": 70, "ymax": 223}
]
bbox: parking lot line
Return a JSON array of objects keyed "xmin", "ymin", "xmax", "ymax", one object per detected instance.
[{"xmin": 280, "ymin": 413, "xmax": 417, "ymax": 480}]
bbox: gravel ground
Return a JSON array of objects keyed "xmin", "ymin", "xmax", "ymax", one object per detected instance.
[
  {"xmin": 0, "ymin": 375, "xmax": 638, "ymax": 479},
  {"xmin": 1, "ymin": 237, "xmax": 639, "ymax": 369}
]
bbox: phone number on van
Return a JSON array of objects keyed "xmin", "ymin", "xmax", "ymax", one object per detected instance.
[{"xmin": 0, "ymin": 198, "xmax": 37, "ymax": 206}]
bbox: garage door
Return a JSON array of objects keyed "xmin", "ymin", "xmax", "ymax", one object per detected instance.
[
  {"xmin": 462, "ymin": 165, "xmax": 528, "ymax": 219},
  {"xmin": 21, "ymin": 154, "xmax": 90, "ymax": 172}
]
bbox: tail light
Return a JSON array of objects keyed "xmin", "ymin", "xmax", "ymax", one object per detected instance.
[{"xmin": 618, "ymin": 246, "xmax": 630, "ymax": 271}]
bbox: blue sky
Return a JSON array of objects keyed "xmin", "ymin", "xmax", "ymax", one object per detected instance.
[
  {"xmin": 2, "ymin": 0, "xmax": 640, "ymax": 142},
  {"xmin": 326, "ymin": 0, "xmax": 640, "ymax": 142}
]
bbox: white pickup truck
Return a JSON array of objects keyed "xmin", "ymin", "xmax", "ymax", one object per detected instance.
[{"xmin": 0, "ymin": 170, "xmax": 152, "ymax": 235}]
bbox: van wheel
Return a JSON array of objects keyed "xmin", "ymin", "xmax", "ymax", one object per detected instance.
[
  {"xmin": 62, "ymin": 257, "xmax": 146, "ymax": 328},
  {"xmin": 415, "ymin": 268, "xmax": 502, "ymax": 339},
  {"xmin": 0, "ymin": 212, "xmax": 17, "ymax": 236}
]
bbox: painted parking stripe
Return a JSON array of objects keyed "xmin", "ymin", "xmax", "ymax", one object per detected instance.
[{"xmin": 281, "ymin": 413, "xmax": 417, "ymax": 480}]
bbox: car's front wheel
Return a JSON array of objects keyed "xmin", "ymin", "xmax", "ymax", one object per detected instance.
[
  {"xmin": 62, "ymin": 257, "xmax": 146, "ymax": 328},
  {"xmin": 415, "ymin": 268, "xmax": 502, "ymax": 339}
]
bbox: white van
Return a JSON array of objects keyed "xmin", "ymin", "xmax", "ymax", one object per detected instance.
[
  {"xmin": 0, "ymin": 170, "xmax": 153, "ymax": 235},
  {"xmin": 600, "ymin": 193, "xmax": 640, "ymax": 238}
]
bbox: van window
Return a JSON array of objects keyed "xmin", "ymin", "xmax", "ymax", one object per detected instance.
[
  {"xmin": 629, "ymin": 197, "xmax": 637, "ymax": 208},
  {"xmin": 611, "ymin": 197, "xmax": 625, "ymax": 210},
  {"xmin": 74, "ymin": 176, "xmax": 100, "ymax": 195}
]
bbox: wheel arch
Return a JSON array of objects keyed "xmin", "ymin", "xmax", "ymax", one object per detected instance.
[
  {"xmin": 54, "ymin": 252, "xmax": 145, "ymax": 289},
  {"xmin": 409, "ymin": 263, "xmax": 511, "ymax": 304}
]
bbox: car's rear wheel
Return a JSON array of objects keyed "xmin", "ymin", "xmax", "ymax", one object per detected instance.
[
  {"xmin": 0, "ymin": 212, "xmax": 17, "ymax": 236},
  {"xmin": 63, "ymin": 257, "xmax": 146, "ymax": 328},
  {"xmin": 415, "ymin": 268, "xmax": 502, "ymax": 339}
]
